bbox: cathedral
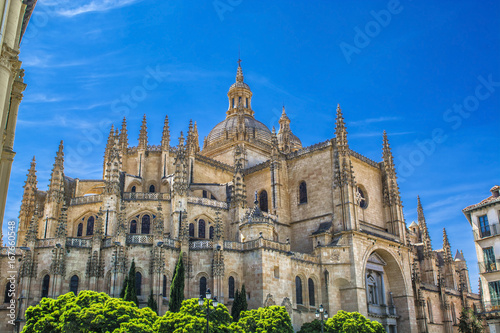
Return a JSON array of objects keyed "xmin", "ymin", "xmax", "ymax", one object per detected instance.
[{"xmin": 1, "ymin": 63, "xmax": 480, "ymax": 332}]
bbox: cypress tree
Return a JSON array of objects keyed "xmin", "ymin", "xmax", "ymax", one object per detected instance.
[
  {"xmin": 119, "ymin": 275, "xmax": 128, "ymax": 298},
  {"xmin": 169, "ymin": 252, "xmax": 185, "ymax": 312},
  {"xmin": 231, "ymin": 289, "xmax": 241, "ymax": 321},
  {"xmin": 147, "ymin": 289, "xmax": 158, "ymax": 314},
  {"xmin": 240, "ymin": 284, "xmax": 248, "ymax": 312},
  {"xmin": 123, "ymin": 259, "xmax": 139, "ymax": 307}
]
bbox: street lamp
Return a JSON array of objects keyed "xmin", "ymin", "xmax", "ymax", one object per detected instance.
[
  {"xmin": 113, "ymin": 241, "xmax": 121, "ymax": 297},
  {"xmin": 315, "ymin": 304, "xmax": 328, "ymax": 333},
  {"xmin": 199, "ymin": 288, "xmax": 218, "ymax": 333}
]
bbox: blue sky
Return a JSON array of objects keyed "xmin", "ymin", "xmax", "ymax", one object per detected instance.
[{"xmin": 3, "ymin": 0, "xmax": 499, "ymax": 292}]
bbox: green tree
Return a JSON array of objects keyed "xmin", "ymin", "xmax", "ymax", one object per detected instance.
[
  {"xmin": 147, "ymin": 289, "xmax": 158, "ymax": 314},
  {"xmin": 169, "ymin": 251, "xmax": 185, "ymax": 312},
  {"xmin": 458, "ymin": 307, "xmax": 483, "ymax": 333},
  {"xmin": 123, "ymin": 259, "xmax": 139, "ymax": 306},
  {"xmin": 119, "ymin": 275, "xmax": 128, "ymax": 298},
  {"xmin": 240, "ymin": 284, "xmax": 248, "ymax": 312},
  {"xmin": 231, "ymin": 289, "xmax": 241, "ymax": 321},
  {"xmin": 298, "ymin": 319, "xmax": 322, "ymax": 333},
  {"xmin": 229, "ymin": 305, "xmax": 294, "ymax": 333},
  {"xmin": 325, "ymin": 311, "xmax": 385, "ymax": 333}
]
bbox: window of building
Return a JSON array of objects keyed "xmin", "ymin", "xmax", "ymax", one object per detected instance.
[
  {"xmin": 246, "ymin": 98, "xmax": 248, "ymax": 107},
  {"xmin": 238, "ymin": 96, "xmax": 242, "ymax": 105},
  {"xmin": 163, "ymin": 275, "xmax": 167, "ymax": 297},
  {"xmin": 4, "ymin": 282, "xmax": 12, "ymax": 303},
  {"xmin": 70, "ymin": 275, "xmax": 79, "ymax": 295},
  {"xmin": 357, "ymin": 187, "xmax": 367, "ymax": 209},
  {"xmin": 229, "ymin": 276, "xmax": 235, "ymax": 299},
  {"xmin": 189, "ymin": 223, "xmax": 195, "ymax": 237},
  {"xmin": 295, "ymin": 276, "xmax": 303, "ymax": 305},
  {"xmin": 367, "ymin": 274, "xmax": 378, "ymax": 305},
  {"xmin": 427, "ymin": 299, "xmax": 433, "ymax": 322},
  {"xmin": 198, "ymin": 219, "xmax": 206, "ymax": 239},
  {"xmin": 451, "ymin": 303, "xmax": 457, "ymax": 324},
  {"xmin": 209, "ymin": 226, "xmax": 214, "ymax": 239},
  {"xmin": 131, "ymin": 186, "xmax": 136, "ymax": 193},
  {"xmin": 200, "ymin": 277, "xmax": 207, "ymax": 298},
  {"xmin": 42, "ymin": 275, "xmax": 50, "ymax": 298},
  {"xmin": 77, "ymin": 223, "xmax": 83, "ymax": 237},
  {"xmin": 489, "ymin": 281, "xmax": 500, "ymax": 305},
  {"xmin": 484, "ymin": 247, "xmax": 496, "ymax": 271},
  {"xmin": 308, "ymin": 278, "xmax": 315, "ymax": 306},
  {"xmin": 274, "ymin": 266, "xmax": 279, "ymax": 279},
  {"xmin": 135, "ymin": 272, "xmax": 142, "ymax": 296},
  {"xmin": 232, "ymin": 98, "xmax": 235, "ymax": 108},
  {"xmin": 149, "ymin": 185, "xmax": 155, "ymax": 193},
  {"xmin": 259, "ymin": 190, "xmax": 268, "ymax": 213},
  {"xmin": 86, "ymin": 216, "xmax": 94, "ymax": 236},
  {"xmin": 299, "ymin": 181, "xmax": 307, "ymax": 204},
  {"xmin": 203, "ymin": 190, "xmax": 208, "ymax": 198},
  {"xmin": 130, "ymin": 220, "xmax": 137, "ymax": 234},
  {"xmin": 141, "ymin": 215, "xmax": 150, "ymax": 234},
  {"xmin": 479, "ymin": 215, "xmax": 491, "ymax": 237}
]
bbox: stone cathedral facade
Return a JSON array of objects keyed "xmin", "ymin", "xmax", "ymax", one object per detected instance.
[{"xmin": 2, "ymin": 63, "xmax": 480, "ymax": 332}]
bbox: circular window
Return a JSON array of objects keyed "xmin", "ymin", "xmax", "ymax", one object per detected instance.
[{"xmin": 357, "ymin": 187, "xmax": 368, "ymax": 209}]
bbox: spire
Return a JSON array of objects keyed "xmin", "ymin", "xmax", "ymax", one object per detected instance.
[
  {"xmin": 55, "ymin": 204, "xmax": 68, "ymax": 239},
  {"xmin": 138, "ymin": 114, "xmax": 148, "ymax": 150},
  {"xmin": 443, "ymin": 228, "xmax": 452, "ymax": 262},
  {"xmin": 119, "ymin": 117, "xmax": 128, "ymax": 151},
  {"xmin": 173, "ymin": 132, "xmax": 188, "ymax": 195},
  {"xmin": 382, "ymin": 131, "xmax": 396, "ymax": 176},
  {"xmin": 186, "ymin": 119, "xmax": 199, "ymax": 154},
  {"xmin": 417, "ymin": 196, "xmax": 432, "ymax": 253},
  {"xmin": 48, "ymin": 141, "xmax": 65, "ymax": 202},
  {"xmin": 335, "ymin": 104, "xmax": 349, "ymax": 154},
  {"xmin": 236, "ymin": 58, "xmax": 244, "ymax": 82},
  {"xmin": 231, "ymin": 145, "xmax": 247, "ymax": 207},
  {"xmin": 104, "ymin": 130, "xmax": 122, "ymax": 195},
  {"xmin": 161, "ymin": 115, "xmax": 170, "ymax": 149}
]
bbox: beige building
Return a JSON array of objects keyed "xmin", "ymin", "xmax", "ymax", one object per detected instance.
[
  {"xmin": 464, "ymin": 185, "xmax": 500, "ymax": 332},
  {"xmin": 0, "ymin": 0, "xmax": 35, "ymax": 228},
  {"xmin": 1, "ymin": 63, "xmax": 480, "ymax": 332}
]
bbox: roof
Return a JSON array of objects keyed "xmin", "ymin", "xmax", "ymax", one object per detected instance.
[
  {"xmin": 455, "ymin": 249, "xmax": 465, "ymax": 261},
  {"xmin": 463, "ymin": 194, "xmax": 500, "ymax": 213},
  {"xmin": 312, "ymin": 222, "xmax": 332, "ymax": 235},
  {"xmin": 409, "ymin": 221, "xmax": 418, "ymax": 228},
  {"xmin": 205, "ymin": 115, "xmax": 272, "ymax": 149},
  {"xmin": 20, "ymin": 0, "xmax": 38, "ymax": 42}
]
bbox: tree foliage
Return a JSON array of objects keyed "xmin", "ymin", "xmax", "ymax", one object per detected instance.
[
  {"xmin": 22, "ymin": 291, "xmax": 157, "ymax": 333},
  {"xmin": 298, "ymin": 319, "xmax": 322, "ymax": 333},
  {"xmin": 231, "ymin": 284, "xmax": 248, "ymax": 322},
  {"xmin": 169, "ymin": 252, "xmax": 185, "ymax": 312},
  {"xmin": 229, "ymin": 305, "xmax": 294, "ymax": 333},
  {"xmin": 325, "ymin": 311, "xmax": 385, "ymax": 333},
  {"xmin": 148, "ymin": 289, "xmax": 158, "ymax": 314},
  {"xmin": 458, "ymin": 307, "xmax": 483, "ymax": 333},
  {"xmin": 123, "ymin": 259, "xmax": 139, "ymax": 307}
]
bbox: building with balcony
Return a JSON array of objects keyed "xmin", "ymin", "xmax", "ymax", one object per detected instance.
[
  {"xmin": 0, "ymin": 62, "xmax": 480, "ymax": 332},
  {"xmin": 464, "ymin": 185, "xmax": 500, "ymax": 332}
]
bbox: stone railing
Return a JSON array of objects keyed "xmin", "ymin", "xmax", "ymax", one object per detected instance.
[
  {"xmin": 292, "ymin": 252, "xmax": 319, "ymax": 263},
  {"xmin": 349, "ymin": 149, "xmax": 379, "ymax": 168},
  {"xmin": 359, "ymin": 223, "xmax": 400, "ymax": 243},
  {"xmin": 66, "ymin": 237, "xmax": 92, "ymax": 248},
  {"xmin": 188, "ymin": 196, "xmax": 228, "ymax": 209},
  {"xmin": 163, "ymin": 238, "xmax": 180, "ymax": 249},
  {"xmin": 102, "ymin": 238, "xmax": 113, "ymax": 248},
  {"xmin": 126, "ymin": 234, "xmax": 153, "ymax": 245},
  {"xmin": 286, "ymin": 140, "xmax": 331, "ymax": 160},
  {"xmin": 148, "ymin": 145, "xmax": 162, "ymax": 152},
  {"xmin": 241, "ymin": 238, "xmax": 290, "ymax": 252},
  {"xmin": 123, "ymin": 192, "xmax": 170, "ymax": 201},
  {"xmin": 70, "ymin": 194, "xmax": 103, "ymax": 206},
  {"xmin": 223, "ymin": 241, "xmax": 243, "ymax": 251},
  {"xmin": 36, "ymin": 238, "xmax": 58, "ymax": 248},
  {"xmin": 189, "ymin": 240, "xmax": 213, "ymax": 250}
]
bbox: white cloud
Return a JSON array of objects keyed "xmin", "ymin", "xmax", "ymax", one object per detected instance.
[
  {"xmin": 349, "ymin": 116, "xmax": 401, "ymax": 126},
  {"xmin": 56, "ymin": 0, "xmax": 143, "ymax": 17}
]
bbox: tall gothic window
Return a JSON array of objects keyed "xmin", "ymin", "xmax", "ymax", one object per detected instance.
[
  {"xmin": 198, "ymin": 219, "xmax": 206, "ymax": 239},
  {"xmin": 209, "ymin": 226, "xmax": 214, "ymax": 240},
  {"xmin": 308, "ymin": 278, "xmax": 315, "ymax": 306},
  {"xmin": 141, "ymin": 215, "xmax": 150, "ymax": 234},
  {"xmin": 367, "ymin": 274, "xmax": 378, "ymax": 304},
  {"xmin": 70, "ymin": 275, "xmax": 79, "ymax": 295},
  {"xmin": 130, "ymin": 220, "xmax": 137, "ymax": 234},
  {"xmin": 131, "ymin": 186, "xmax": 136, "ymax": 193},
  {"xmin": 259, "ymin": 190, "xmax": 268, "ymax": 213},
  {"xmin": 163, "ymin": 275, "xmax": 167, "ymax": 297},
  {"xmin": 357, "ymin": 187, "xmax": 367, "ymax": 209},
  {"xmin": 77, "ymin": 223, "xmax": 83, "ymax": 237},
  {"xmin": 299, "ymin": 181, "xmax": 307, "ymax": 204},
  {"xmin": 200, "ymin": 277, "xmax": 207, "ymax": 298},
  {"xmin": 295, "ymin": 276, "xmax": 303, "ymax": 305},
  {"xmin": 135, "ymin": 272, "xmax": 142, "ymax": 296},
  {"xmin": 427, "ymin": 299, "xmax": 433, "ymax": 322},
  {"xmin": 4, "ymin": 282, "xmax": 12, "ymax": 303},
  {"xmin": 149, "ymin": 185, "xmax": 155, "ymax": 193},
  {"xmin": 451, "ymin": 303, "xmax": 457, "ymax": 324},
  {"xmin": 189, "ymin": 223, "xmax": 195, "ymax": 237},
  {"xmin": 42, "ymin": 275, "xmax": 50, "ymax": 298},
  {"xmin": 86, "ymin": 216, "xmax": 94, "ymax": 236},
  {"xmin": 229, "ymin": 276, "xmax": 235, "ymax": 299}
]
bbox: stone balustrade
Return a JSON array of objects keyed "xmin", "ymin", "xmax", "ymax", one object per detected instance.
[
  {"xmin": 189, "ymin": 240, "xmax": 213, "ymax": 250},
  {"xmin": 187, "ymin": 196, "xmax": 228, "ymax": 209},
  {"xmin": 66, "ymin": 237, "xmax": 91, "ymax": 248},
  {"xmin": 359, "ymin": 222, "xmax": 400, "ymax": 243},
  {"xmin": 126, "ymin": 234, "xmax": 153, "ymax": 245},
  {"xmin": 123, "ymin": 192, "xmax": 170, "ymax": 201},
  {"xmin": 70, "ymin": 194, "xmax": 103, "ymax": 206}
]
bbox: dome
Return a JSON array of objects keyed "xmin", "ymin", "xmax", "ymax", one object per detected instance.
[{"xmin": 205, "ymin": 115, "xmax": 272, "ymax": 149}]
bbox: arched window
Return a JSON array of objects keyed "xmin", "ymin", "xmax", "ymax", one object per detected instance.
[
  {"xmin": 357, "ymin": 187, "xmax": 367, "ymax": 209},
  {"xmin": 259, "ymin": 190, "xmax": 268, "ymax": 213},
  {"xmin": 246, "ymin": 98, "xmax": 248, "ymax": 107},
  {"xmin": 209, "ymin": 226, "xmax": 214, "ymax": 239},
  {"xmin": 238, "ymin": 96, "xmax": 242, "ymax": 105},
  {"xmin": 202, "ymin": 190, "xmax": 208, "ymax": 198},
  {"xmin": 308, "ymin": 278, "xmax": 315, "ymax": 306},
  {"xmin": 77, "ymin": 223, "xmax": 83, "ymax": 237},
  {"xmin": 135, "ymin": 272, "xmax": 142, "ymax": 296},
  {"xmin": 295, "ymin": 276, "xmax": 303, "ymax": 305},
  {"xmin": 130, "ymin": 220, "xmax": 137, "ymax": 234},
  {"xmin": 427, "ymin": 299, "xmax": 433, "ymax": 323},
  {"xmin": 299, "ymin": 181, "xmax": 307, "ymax": 204},
  {"xmin": 198, "ymin": 219, "xmax": 206, "ymax": 239},
  {"xmin": 149, "ymin": 185, "xmax": 155, "ymax": 193},
  {"xmin": 42, "ymin": 275, "xmax": 50, "ymax": 298},
  {"xmin": 163, "ymin": 275, "xmax": 167, "ymax": 297},
  {"xmin": 131, "ymin": 186, "xmax": 136, "ymax": 193},
  {"xmin": 70, "ymin": 275, "xmax": 79, "ymax": 295},
  {"xmin": 4, "ymin": 282, "xmax": 12, "ymax": 303},
  {"xmin": 367, "ymin": 274, "xmax": 378, "ymax": 304},
  {"xmin": 200, "ymin": 277, "xmax": 207, "ymax": 298},
  {"xmin": 229, "ymin": 276, "xmax": 235, "ymax": 299},
  {"xmin": 232, "ymin": 98, "xmax": 235, "ymax": 108},
  {"xmin": 141, "ymin": 215, "xmax": 150, "ymax": 234},
  {"xmin": 86, "ymin": 216, "xmax": 94, "ymax": 236},
  {"xmin": 189, "ymin": 223, "xmax": 195, "ymax": 237}
]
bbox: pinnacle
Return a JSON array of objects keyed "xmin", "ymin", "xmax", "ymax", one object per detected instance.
[{"xmin": 236, "ymin": 61, "xmax": 244, "ymax": 82}]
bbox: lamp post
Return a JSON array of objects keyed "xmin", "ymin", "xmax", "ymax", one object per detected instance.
[
  {"xmin": 199, "ymin": 288, "xmax": 218, "ymax": 333},
  {"xmin": 113, "ymin": 241, "xmax": 121, "ymax": 297},
  {"xmin": 315, "ymin": 304, "xmax": 328, "ymax": 333},
  {"xmin": 156, "ymin": 241, "xmax": 164, "ymax": 312}
]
